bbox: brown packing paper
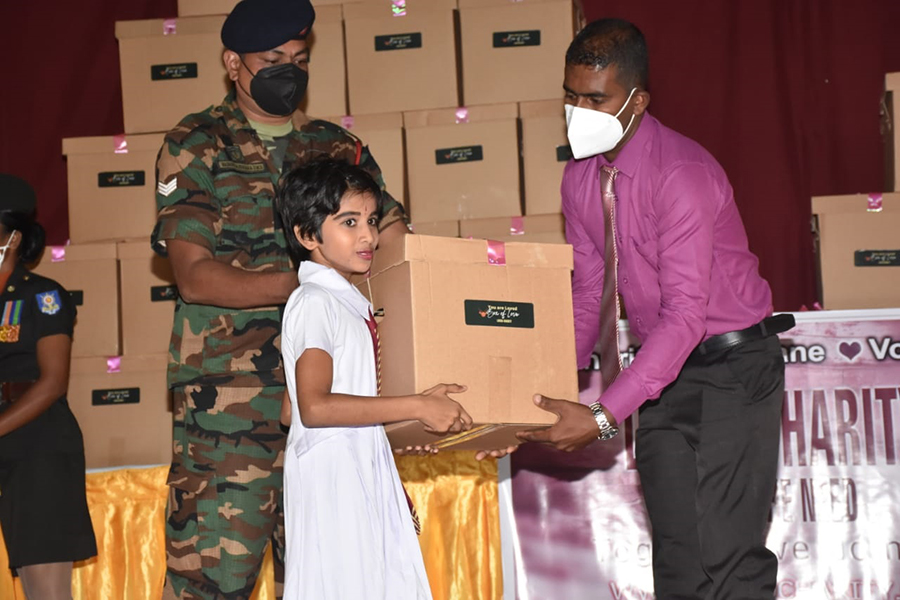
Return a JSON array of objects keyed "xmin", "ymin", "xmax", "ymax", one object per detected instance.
[
  {"xmin": 117, "ymin": 240, "xmax": 178, "ymax": 356},
  {"xmin": 885, "ymin": 72, "xmax": 899, "ymax": 192},
  {"xmin": 459, "ymin": 213, "xmax": 567, "ymax": 245},
  {"xmin": 344, "ymin": 0, "xmax": 458, "ymax": 115},
  {"xmin": 62, "ymin": 134, "xmax": 164, "ymax": 244},
  {"xmin": 31, "ymin": 243, "xmax": 120, "ymax": 358},
  {"xmin": 67, "ymin": 354, "xmax": 172, "ymax": 469},
  {"xmin": 360, "ymin": 235, "xmax": 577, "ymax": 451},
  {"xmin": 519, "ymin": 99, "xmax": 570, "ymax": 215},
  {"xmin": 116, "ymin": 16, "xmax": 230, "ymax": 134},
  {"xmin": 321, "ymin": 112, "xmax": 406, "ymax": 206},
  {"xmin": 458, "ymin": 0, "xmax": 574, "ymax": 106},
  {"xmin": 404, "ymin": 103, "xmax": 522, "ymax": 222},
  {"xmin": 811, "ymin": 193, "xmax": 900, "ymax": 310}
]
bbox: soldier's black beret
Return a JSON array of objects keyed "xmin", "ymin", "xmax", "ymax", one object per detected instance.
[
  {"xmin": 221, "ymin": 0, "xmax": 316, "ymax": 54},
  {"xmin": 0, "ymin": 174, "xmax": 36, "ymax": 214}
]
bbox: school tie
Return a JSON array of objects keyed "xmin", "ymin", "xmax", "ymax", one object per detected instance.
[
  {"xmin": 364, "ymin": 310, "xmax": 422, "ymax": 535},
  {"xmin": 599, "ymin": 165, "xmax": 624, "ymax": 391}
]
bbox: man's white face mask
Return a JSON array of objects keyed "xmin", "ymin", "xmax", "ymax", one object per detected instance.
[
  {"xmin": 564, "ymin": 87, "xmax": 637, "ymax": 159},
  {"xmin": 0, "ymin": 231, "xmax": 16, "ymax": 269}
]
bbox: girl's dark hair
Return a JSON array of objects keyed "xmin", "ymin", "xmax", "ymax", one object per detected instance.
[
  {"xmin": 277, "ymin": 158, "xmax": 384, "ymax": 264},
  {"xmin": 0, "ymin": 210, "xmax": 46, "ymax": 265}
]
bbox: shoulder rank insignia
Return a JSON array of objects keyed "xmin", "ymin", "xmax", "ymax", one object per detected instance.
[
  {"xmin": 36, "ymin": 290, "xmax": 62, "ymax": 315},
  {"xmin": 158, "ymin": 178, "xmax": 177, "ymax": 197}
]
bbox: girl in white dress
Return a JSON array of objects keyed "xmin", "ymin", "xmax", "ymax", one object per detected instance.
[{"xmin": 276, "ymin": 159, "xmax": 473, "ymax": 600}]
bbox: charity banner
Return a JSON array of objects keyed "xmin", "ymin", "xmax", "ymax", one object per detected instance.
[{"xmin": 508, "ymin": 309, "xmax": 900, "ymax": 600}]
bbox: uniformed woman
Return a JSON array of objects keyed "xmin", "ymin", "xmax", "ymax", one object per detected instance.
[{"xmin": 0, "ymin": 174, "xmax": 97, "ymax": 599}]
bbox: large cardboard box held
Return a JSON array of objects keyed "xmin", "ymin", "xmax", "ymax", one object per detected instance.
[
  {"xmin": 117, "ymin": 240, "xmax": 178, "ymax": 356},
  {"xmin": 410, "ymin": 220, "xmax": 459, "ymax": 237},
  {"xmin": 812, "ymin": 193, "xmax": 900, "ymax": 309},
  {"xmin": 404, "ymin": 103, "xmax": 522, "ymax": 222},
  {"xmin": 460, "ymin": 214, "xmax": 567, "ymax": 245},
  {"xmin": 62, "ymin": 134, "xmax": 164, "ymax": 244},
  {"xmin": 885, "ymin": 72, "xmax": 900, "ymax": 192},
  {"xmin": 67, "ymin": 354, "xmax": 172, "ymax": 469},
  {"xmin": 31, "ymin": 244, "xmax": 119, "ymax": 358},
  {"xmin": 458, "ymin": 0, "xmax": 573, "ymax": 106},
  {"xmin": 519, "ymin": 99, "xmax": 570, "ymax": 215},
  {"xmin": 359, "ymin": 235, "xmax": 578, "ymax": 450},
  {"xmin": 344, "ymin": 0, "xmax": 458, "ymax": 115},
  {"xmin": 321, "ymin": 113, "xmax": 406, "ymax": 206},
  {"xmin": 116, "ymin": 16, "xmax": 229, "ymax": 134},
  {"xmin": 177, "ymin": 0, "xmax": 360, "ymax": 15}
]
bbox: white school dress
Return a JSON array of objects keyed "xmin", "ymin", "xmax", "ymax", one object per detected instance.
[{"xmin": 281, "ymin": 261, "xmax": 432, "ymax": 600}]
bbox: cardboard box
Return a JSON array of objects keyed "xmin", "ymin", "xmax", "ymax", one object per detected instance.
[
  {"xmin": 812, "ymin": 193, "xmax": 900, "ymax": 309},
  {"xmin": 458, "ymin": 0, "xmax": 573, "ymax": 106},
  {"xmin": 117, "ymin": 240, "xmax": 178, "ymax": 356},
  {"xmin": 322, "ymin": 113, "xmax": 406, "ymax": 205},
  {"xmin": 116, "ymin": 16, "xmax": 230, "ymax": 134},
  {"xmin": 177, "ymin": 0, "xmax": 359, "ymax": 16},
  {"xmin": 404, "ymin": 103, "xmax": 522, "ymax": 222},
  {"xmin": 344, "ymin": 0, "xmax": 458, "ymax": 115},
  {"xmin": 62, "ymin": 134, "xmax": 164, "ymax": 244},
  {"xmin": 885, "ymin": 72, "xmax": 900, "ymax": 192},
  {"xmin": 300, "ymin": 6, "xmax": 348, "ymax": 118},
  {"xmin": 31, "ymin": 244, "xmax": 120, "ymax": 358},
  {"xmin": 519, "ymin": 99, "xmax": 569, "ymax": 215},
  {"xmin": 359, "ymin": 234, "xmax": 578, "ymax": 450},
  {"xmin": 410, "ymin": 220, "xmax": 459, "ymax": 237},
  {"xmin": 67, "ymin": 354, "xmax": 172, "ymax": 469},
  {"xmin": 460, "ymin": 213, "xmax": 566, "ymax": 245}
]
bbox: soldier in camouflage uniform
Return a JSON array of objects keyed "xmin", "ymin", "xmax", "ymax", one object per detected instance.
[{"xmin": 151, "ymin": 1, "xmax": 408, "ymax": 597}]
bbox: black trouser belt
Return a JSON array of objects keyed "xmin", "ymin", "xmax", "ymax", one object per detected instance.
[
  {"xmin": 0, "ymin": 380, "xmax": 33, "ymax": 404},
  {"xmin": 691, "ymin": 313, "xmax": 795, "ymax": 358}
]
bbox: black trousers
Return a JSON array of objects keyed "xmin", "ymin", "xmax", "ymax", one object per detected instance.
[{"xmin": 636, "ymin": 335, "xmax": 784, "ymax": 600}]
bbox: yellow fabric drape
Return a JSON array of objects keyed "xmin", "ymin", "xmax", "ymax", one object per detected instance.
[{"xmin": 0, "ymin": 452, "xmax": 500, "ymax": 599}]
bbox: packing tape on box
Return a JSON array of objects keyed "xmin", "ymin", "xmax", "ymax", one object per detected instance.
[
  {"xmin": 50, "ymin": 246, "xmax": 66, "ymax": 262},
  {"xmin": 392, "ymin": 0, "xmax": 407, "ymax": 17},
  {"xmin": 868, "ymin": 193, "xmax": 883, "ymax": 213},
  {"xmin": 486, "ymin": 240, "xmax": 506, "ymax": 266},
  {"xmin": 455, "ymin": 107, "xmax": 469, "ymax": 124},
  {"xmin": 113, "ymin": 134, "xmax": 128, "ymax": 155},
  {"xmin": 430, "ymin": 424, "xmax": 501, "ymax": 450},
  {"xmin": 510, "ymin": 216, "xmax": 525, "ymax": 235},
  {"xmin": 341, "ymin": 115, "xmax": 355, "ymax": 130},
  {"xmin": 106, "ymin": 357, "xmax": 121, "ymax": 374},
  {"xmin": 163, "ymin": 18, "xmax": 177, "ymax": 35}
]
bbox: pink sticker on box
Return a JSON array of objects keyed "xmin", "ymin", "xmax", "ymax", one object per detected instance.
[
  {"xmin": 106, "ymin": 357, "xmax": 122, "ymax": 374},
  {"xmin": 455, "ymin": 107, "xmax": 470, "ymax": 124},
  {"xmin": 50, "ymin": 246, "xmax": 66, "ymax": 262},
  {"xmin": 486, "ymin": 240, "xmax": 506, "ymax": 266},
  {"xmin": 510, "ymin": 216, "xmax": 525, "ymax": 235},
  {"xmin": 113, "ymin": 134, "xmax": 128, "ymax": 154},
  {"xmin": 392, "ymin": 0, "xmax": 407, "ymax": 16},
  {"xmin": 867, "ymin": 193, "xmax": 883, "ymax": 212},
  {"xmin": 341, "ymin": 115, "xmax": 355, "ymax": 130},
  {"xmin": 163, "ymin": 18, "xmax": 177, "ymax": 35}
]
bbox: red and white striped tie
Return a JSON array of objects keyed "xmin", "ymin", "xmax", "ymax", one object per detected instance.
[{"xmin": 599, "ymin": 165, "xmax": 624, "ymax": 391}]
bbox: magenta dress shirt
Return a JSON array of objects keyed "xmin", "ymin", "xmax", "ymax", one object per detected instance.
[{"xmin": 562, "ymin": 113, "xmax": 774, "ymax": 424}]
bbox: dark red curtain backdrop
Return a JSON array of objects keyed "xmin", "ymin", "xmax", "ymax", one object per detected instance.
[{"xmin": 1, "ymin": 1, "xmax": 899, "ymax": 310}]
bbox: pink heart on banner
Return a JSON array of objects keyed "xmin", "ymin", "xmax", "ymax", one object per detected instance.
[{"xmin": 839, "ymin": 341, "xmax": 862, "ymax": 360}]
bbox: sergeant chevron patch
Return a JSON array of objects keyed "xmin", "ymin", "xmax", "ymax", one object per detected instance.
[{"xmin": 158, "ymin": 178, "xmax": 177, "ymax": 197}]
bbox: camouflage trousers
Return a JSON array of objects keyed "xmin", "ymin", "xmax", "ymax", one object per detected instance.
[{"xmin": 163, "ymin": 385, "xmax": 286, "ymax": 600}]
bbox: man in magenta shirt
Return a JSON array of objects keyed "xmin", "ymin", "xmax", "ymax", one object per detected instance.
[{"xmin": 519, "ymin": 19, "xmax": 793, "ymax": 598}]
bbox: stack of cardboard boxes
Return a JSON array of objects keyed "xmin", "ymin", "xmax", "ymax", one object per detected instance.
[
  {"xmin": 54, "ymin": 0, "xmax": 582, "ymax": 456},
  {"xmin": 810, "ymin": 71, "xmax": 900, "ymax": 310}
]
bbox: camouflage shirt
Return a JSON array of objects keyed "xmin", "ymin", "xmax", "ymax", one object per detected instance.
[{"xmin": 152, "ymin": 91, "xmax": 407, "ymax": 389}]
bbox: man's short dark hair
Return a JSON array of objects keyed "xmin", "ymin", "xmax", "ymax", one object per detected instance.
[
  {"xmin": 565, "ymin": 19, "xmax": 648, "ymax": 90},
  {"xmin": 277, "ymin": 158, "xmax": 383, "ymax": 264}
]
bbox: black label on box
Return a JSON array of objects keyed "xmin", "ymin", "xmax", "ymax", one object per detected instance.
[
  {"xmin": 464, "ymin": 300, "xmax": 535, "ymax": 329},
  {"xmin": 493, "ymin": 30, "xmax": 542, "ymax": 48},
  {"xmin": 98, "ymin": 171, "xmax": 145, "ymax": 188},
  {"xmin": 68, "ymin": 290, "xmax": 84, "ymax": 306},
  {"xmin": 151, "ymin": 63, "xmax": 199, "ymax": 81},
  {"xmin": 435, "ymin": 145, "xmax": 484, "ymax": 165},
  {"xmin": 854, "ymin": 250, "xmax": 900, "ymax": 266},
  {"xmin": 556, "ymin": 145, "xmax": 573, "ymax": 162},
  {"xmin": 92, "ymin": 387, "xmax": 141, "ymax": 406},
  {"xmin": 374, "ymin": 32, "xmax": 423, "ymax": 51},
  {"xmin": 151, "ymin": 285, "xmax": 179, "ymax": 302}
]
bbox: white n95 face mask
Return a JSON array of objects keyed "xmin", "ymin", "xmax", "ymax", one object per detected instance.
[
  {"xmin": 0, "ymin": 231, "xmax": 16, "ymax": 269},
  {"xmin": 564, "ymin": 87, "xmax": 637, "ymax": 159}
]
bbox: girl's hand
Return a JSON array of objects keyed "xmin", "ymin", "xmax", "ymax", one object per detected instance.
[
  {"xmin": 394, "ymin": 445, "xmax": 439, "ymax": 456},
  {"xmin": 417, "ymin": 384, "xmax": 473, "ymax": 434}
]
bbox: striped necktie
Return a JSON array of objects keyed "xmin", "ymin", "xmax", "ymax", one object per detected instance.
[{"xmin": 599, "ymin": 165, "xmax": 624, "ymax": 391}]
